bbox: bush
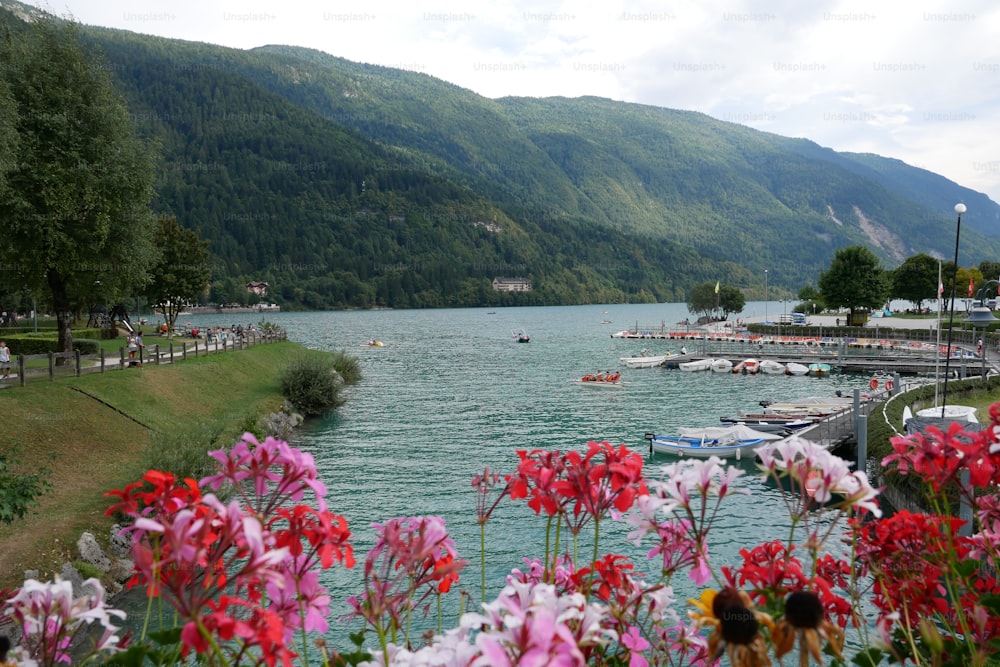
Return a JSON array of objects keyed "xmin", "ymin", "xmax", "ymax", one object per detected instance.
[
  {"xmin": 330, "ymin": 349, "xmax": 362, "ymax": 385},
  {"xmin": 280, "ymin": 354, "xmax": 346, "ymax": 416},
  {"xmin": 72, "ymin": 339, "xmax": 101, "ymax": 355}
]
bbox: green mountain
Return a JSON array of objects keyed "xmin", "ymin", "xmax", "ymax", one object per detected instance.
[{"xmin": 3, "ymin": 3, "xmax": 998, "ymax": 309}]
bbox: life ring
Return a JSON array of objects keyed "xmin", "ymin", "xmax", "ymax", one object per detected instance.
[
  {"xmin": 886, "ymin": 379, "xmax": 894, "ymax": 391},
  {"xmin": 869, "ymin": 378, "xmax": 879, "ymax": 390}
]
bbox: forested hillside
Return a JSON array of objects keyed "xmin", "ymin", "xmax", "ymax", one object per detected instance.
[{"xmin": 3, "ymin": 2, "xmax": 997, "ymax": 309}]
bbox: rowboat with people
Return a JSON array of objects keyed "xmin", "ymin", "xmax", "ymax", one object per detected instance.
[{"xmin": 573, "ymin": 370, "xmax": 624, "ymax": 387}]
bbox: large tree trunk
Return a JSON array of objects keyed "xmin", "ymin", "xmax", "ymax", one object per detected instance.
[{"xmin": 48, "ymin": 272, "xmax": 74, "ymax": 364}]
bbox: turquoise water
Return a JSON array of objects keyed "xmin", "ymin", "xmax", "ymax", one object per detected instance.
[{"xmin": 183, "ymin": 303, "xmax": 873, "ymax": 654}]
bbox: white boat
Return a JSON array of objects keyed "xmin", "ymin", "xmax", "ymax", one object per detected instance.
[
  {"xmin": 512, "ymin": 328, "xmax": 531, "ymax": 343},
  {"xmin": 620, "ymin": 353, "xmax": 669, "ymax": 368},
  {"xmin": 573, "ymin": 378, "xmax": 625, "ymax": 387},
  {"xmin": 679, "ymin": 358, "xmax": 713, "ymax": 372},
  {"xmin": 759, "ymin": 359, "xmax": 785, "ymax": 375},
  {"xmin": 710, "ymin": 358, "xmax": 733, "ymax": 373},
  {"xmin": 645, "ymin": 424, "xmax": 783, "ymax": 459},
  {"xmin": 785, "ymin": 362, "xmax": 809, "ymax": 376}
]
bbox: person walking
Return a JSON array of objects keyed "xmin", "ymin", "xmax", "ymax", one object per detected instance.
[{"xmin": 0, "ymin": 340, "xmax": 10, "ymax": 380}]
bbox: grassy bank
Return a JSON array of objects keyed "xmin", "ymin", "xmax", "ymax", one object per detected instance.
[{"xmin": 0, "ymin": 341, "xmax": 307, "ymax": 588}]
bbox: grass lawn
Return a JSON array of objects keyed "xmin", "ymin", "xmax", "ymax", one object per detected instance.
[{"xmin": 0, "ymin": 341, "xmax": 302, "ymax": 588}]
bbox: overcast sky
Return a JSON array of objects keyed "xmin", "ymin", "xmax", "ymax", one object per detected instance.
[{"xmin": 25, "ymin": 0, "xmax": 1000, "ymax": 205}]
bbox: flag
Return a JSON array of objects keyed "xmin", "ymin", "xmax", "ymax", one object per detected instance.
[
  {"xmin": 969, "ymin": 277, "xmax": 975, "ymax": 298},
  {"xmin": 714, "ymin": 281, "xmax": 720, "ymax": 294},
  {"xmin": 938, "ymin": 279, "xmax": 943, "ymax": 299}
]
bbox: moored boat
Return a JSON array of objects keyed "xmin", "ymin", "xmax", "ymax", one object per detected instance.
[
  {"xmin": 733, "ymin": 358, "xmax": 760, "ymax": 374},
  {"xmin": 644, "ymin": 424, "xmax": 783, "ymax": 459},
  {"xmin": 621, "ymin": 352, "xmax": 670, "ymax": 368},
  {"xmin": 679, "ymin": 358, "xmax": 713, "ymax": 372},
  {"xmin": 785, "ymin": 362, "xmax": 809, "ymax": 376},
  {"xmin": 710, "ymin": 358, "xmax": 733, "ymax": 373},
  {"xmin": 759, "ymin": 359, "xmax": 785, "ymax": 375},
  {"xmin": 808, "ymin": 362, "xmax": 831, "ymax": 376}
]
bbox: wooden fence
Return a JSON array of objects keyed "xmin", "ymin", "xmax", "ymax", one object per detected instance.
[{"xmin": 5, "ymin": 330, "xmax": 287, "ymax": 387}]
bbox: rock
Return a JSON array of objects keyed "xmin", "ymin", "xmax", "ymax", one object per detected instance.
[
  {"xmin": 108, "ymin": 557, "xmax": 135, "ymax": 585},
  {"xmin": 60, "ymin": 563, "xmax": 85, "ymax": 597},
  {"xmin": 77, "ymin": 532, "xmax": 112, "ymax": 572},
  {"xmin": 108, "ymin": 524, "xmax": 132, "ymax": 559},
  {"xmin": 23, "ymin": 569, "xmax": 39, "ymax": 581}
]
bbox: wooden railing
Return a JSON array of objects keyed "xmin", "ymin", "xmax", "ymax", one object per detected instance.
[{"xmin": 6, "ymin": 330, "xmax": 287, "ymax": 387}]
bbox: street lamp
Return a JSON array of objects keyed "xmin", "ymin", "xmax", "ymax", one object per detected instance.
[
  {"xmin": 969, "ymin": 279, "xmax": 1000, "ymax": 378},
  {"xmin": 764, "ymin": 269, "xmax": 769, "ymax": 324},
  {"xmin": 941, "ymin": 203, "xmax": 967, "ymax": 417}
]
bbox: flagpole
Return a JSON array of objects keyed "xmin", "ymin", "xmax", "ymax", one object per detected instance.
[{"xmin": 935, "ymin": 261, "xmax": 942, "ymax": 407}]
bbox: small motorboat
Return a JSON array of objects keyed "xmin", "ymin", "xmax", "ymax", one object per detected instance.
[
  {"xmin": 679, "ymin": 358, "xmax": 713, "ymax": 372},
  {"xmin": 644, "ymin": 424, "xmax": 783, "ymax": 459},
  {"xmin": 710, "ymin": 358, "xmax": 733, "ymax": 373},
  {"xmin": 512, "ymin": 328, "xmax": 531, "ymax": 343},
  {"xmin": 759, "ymin": 359, "xmax": 785, "ymax": 375},
  {"xmin": 808, "ymin": 362, "xmax": 831, "ymax": 376},
  {"xmin": 365, "ymin": 339, "xmax": 384, "ymax": 347},
  {"xmin": 719, "ymin": 416, "xmax": 813, "ymax": 432},
  {"xmin": 733, "ymin": 358, "xmax": 760, "ymax": 374},
  {"xmin": 785, "ymin": 362, "xmax": 809, "ymax": 376},
  {"xmin": 621, "ymin": 349, "xmax": 670, "ymax": 368}
]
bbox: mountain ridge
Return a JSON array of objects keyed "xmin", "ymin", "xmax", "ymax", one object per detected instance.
[{"xmin": 3, "ymin": 3, "xmax": 998, "ymax": 309}]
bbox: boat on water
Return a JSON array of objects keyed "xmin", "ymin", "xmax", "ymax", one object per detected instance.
[
  {"xmin": 785, "ymin": 362, "xmax": 809, "ymax": 376},
  {"xmin": 719, "ymin": 416, "xmax": 813, "ymax": 432},
  {"xmin": 759, "ymin": 359, "xmax": 786, "ymax": 375},
  {"xmin": 512, "ymin": 328, "xmax": 531, "ymax": 343},
  {"xmin": 710, "ymin": 358, "xmax": 733, "ymax": 373},
  {"xmin": 679, "ymin": 358, "xmax": 713, "ymax": 372},
  {"xmin": 733, "ymin": 358, "xmax": 760, "ymax": 374},
  {"xmin": 601, "ymin": 319, "xmax": 613, "ymax": 324},
  {"xmin": 621, "ymin": 352, "xmax": 669, "ymax": 368},
  {"xmin": 644, "ymin": 424, "xmax": 783, "ymax": 459},
  {"xmin": 808, "ymin": 362, "xmax": 831, "ymax": 376},
  {"xmin": 365, "ymin": 339, "xmax": 385, "ymax": 347},
  {"xmin": 574, "ymin": 371, "xmax": 624, "ymax": 387}
]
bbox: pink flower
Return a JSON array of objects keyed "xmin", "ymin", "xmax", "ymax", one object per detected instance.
[
  {"xmin": 621, "ymin": 625, "xmax": 650, "ymax": 667},
  {"xmin": 4, "ymin": 577, "xmax": 126, "ymax": 665}
]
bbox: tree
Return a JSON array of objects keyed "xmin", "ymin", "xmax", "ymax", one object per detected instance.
[
  {"xmin": 889, "ymin": 253, "xmax": 939, "ymax": 311},
  {"xmin": 718, "ymin": 284, "xmax": 745, "ymax": 319},
  {"xmin": 686, "ymin": 282, "xmax": 717, "ymax": 320},
  {"xmin": 0, "ymin": 19, "xmax": 156, "ymax": 355},
  {"xmin": 979, "ymin": 261, "xmax": 1000, "ymax": 284},
  {"xmin": 144, "ymin": 216, "xmax": 211, "ymax": 337},
  {"xmin": 797, "ymin": 285, "xmax": 821, "ymax": 303},
  {"xmin": 818, "ymin": 246, "xmax": 888, "ymax": 325}
]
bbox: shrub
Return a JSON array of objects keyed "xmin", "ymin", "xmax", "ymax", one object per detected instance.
[
  {"xmin": 72, "ymin": 339, "xmax": 101, "ymax": 355},
  {"xmin": 280, "ymin": 354, "xmax": 346, "ymax": 416},
  {"xmin": 330, "ymin": 349, "xmax": 362, "ymax": 385},
  {"xmin": 0, "ymin": 448, "xmax": 52, "ymax": 524}
]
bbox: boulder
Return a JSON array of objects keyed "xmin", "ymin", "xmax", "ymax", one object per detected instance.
[{"xmin": 77, "ymin": 532, "xmax": 112, "ymax": 572}]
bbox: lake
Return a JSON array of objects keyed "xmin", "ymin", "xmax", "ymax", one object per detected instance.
[{"xmin": 184, "ymin": 302, "xmax": 873, "ymax": 654}]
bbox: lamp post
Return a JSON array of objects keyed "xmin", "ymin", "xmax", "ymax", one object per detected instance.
[
  {"xmin": 764, "ymin": 269, "xmax": 769, "ymax": 324},
  {"xmin": 969, "ymin": 279, "xmax": 1000, "ymax": 379},
  {"xmin": 941, "ymin": 203, "xmax": 967, "ymax": 418}
]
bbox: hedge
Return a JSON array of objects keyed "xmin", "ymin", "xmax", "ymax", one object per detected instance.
[{"xmin": 1, "ymin": 336, "xmax": 103, "ymax": 355}]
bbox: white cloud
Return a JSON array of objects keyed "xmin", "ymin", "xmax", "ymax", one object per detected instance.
[{"xmin": 27, "ymin": 0, "xmax": 1000, "ymax": 203}]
